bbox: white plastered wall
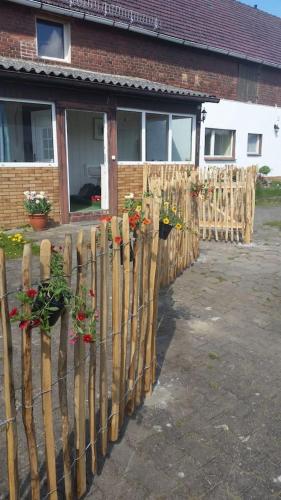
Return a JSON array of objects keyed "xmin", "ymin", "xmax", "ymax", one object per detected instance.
[{"xmin": 200, "ymin": 99, "xmax": 281, "ymax": 176}]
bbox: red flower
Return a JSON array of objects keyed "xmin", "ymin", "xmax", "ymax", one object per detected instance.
[
  {"xmin": 76, "ymin": 311, "xmax": 86, "ymax": 321},
  {"xmin": 89, "ymin": 289, "xmax": 95, "ymax": 297},
  {"xmin": 100, "ymin": 215, "xmax": 112, "ymax": 223},
  {"xmin": 19, "ymin": 320, "xmax": 30, "ymax": 330},
  {"xmin": 83, "ymin": 334, "xmax": 93, "ymax": 343},
  {"xmin": 114, "ymin": 236, "xmax": 122, "ymax": 245},
  {"xmin": 31, "ymin": 319, "xmax": 41, "ymax": 328},
  {"xmin": 9, "ymin": 307, "xmax": 18, "ymax": 318},
  {"xmin": 143, "ymin": 218, "xmax": 151, "ymax": 225},
  {"xmin": 26, "ymin": 288, "xmax": 37, "ymax": 299}
]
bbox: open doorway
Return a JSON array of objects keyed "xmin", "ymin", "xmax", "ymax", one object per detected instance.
[{"xmin": 66, "ymin": 110, "xmax": 108, "ymax": 213}]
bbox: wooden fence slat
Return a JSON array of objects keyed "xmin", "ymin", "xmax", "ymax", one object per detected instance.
[
  {"xmin": 58, "ymin": 235, "xmax": 73, "ymax": 500},
  {"xmin": 89, "ymin": 227, "xmax": 97, "ymax": 473},
  {"xmin": 100, "ymin": 222, "xmax": 109, "ymax": 457},
  {"xmin": 135, "ymin": 202, "xmax": 150, "ymax": 406},
  {"xmin": 110, "ymin": 217, "xmax": 121, "ymax": 440},
  {"xmin": 40, "ymin": 240, "xmax": 58, "ymax": 500},
  {"xmin": 0, "ymin": 248, "xmax": 19, "ymax": 500},
  {"xmin": 21, "ymin": 243, "xmax": 40, "ymax": 500},
  {"xmin": 74, "ymin": 231, "xmax": 87, "ymax": 498},
  {"xmin": 119, "ymin": 213, "xmax": 130, "ymax": 427},
  {"xmin": 127, "ymin": 230, "xmax": 141, "ymax": 416},
  {"xmin": 144, "ymin": 199, "xmax": 159, "ymax": 395}
]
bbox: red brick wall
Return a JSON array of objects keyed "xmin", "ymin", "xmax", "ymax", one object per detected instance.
[
  {"xmin": 1, "ymin": 1, "xmax": 281, "ymax": 106},
  {"xmin": 117, "ymin": 165, "xmax": 144, "ymax": 214},
  {"xmin": 0, "ymin": 167, "xmax": 60, "ymax": 229}
]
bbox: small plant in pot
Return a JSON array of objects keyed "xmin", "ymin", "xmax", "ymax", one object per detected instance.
[
  {"xmin": 24, "ymin": 191, "xmax": 52, "ymax": 231},
  {"xmin": 159, "ymin": 202, "xmax": 184, "ymax": 240},
  {"xmin": 9, "ymin": 246, "xmax": 71, "ymax": 333}
]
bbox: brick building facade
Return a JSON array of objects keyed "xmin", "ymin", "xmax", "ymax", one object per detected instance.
[{"xmin": 0, "ymin": 0, "xmax": 281, "ymax": 228}]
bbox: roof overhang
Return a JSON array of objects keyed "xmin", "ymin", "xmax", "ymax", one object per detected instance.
[
  {"xmin": 0, "ymin": 56, "xmax": 219, "ymax": 103},
  {"xmin": 5, "ymin": 0, "xmax": 281, "ymax": 71}
]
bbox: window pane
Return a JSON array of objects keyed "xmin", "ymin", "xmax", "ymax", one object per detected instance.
[
  {"xmin": 248, "ymin": 133, "xmax": 261, "ymax": 154},
  {"xmin": 117, "ymin": 111, "xmax": 142, "ymax": 161},
  {"xmin": 146, "ymin": 113, "xmax": 168, "ymax": 162},
  {"xmin": 172, "ymin": 116, "xmax": 192, "ymax": 161},
  {"xmin": 214, "ymin": 130, "xmax": 232, "ymax": 156},
  {"xmin": 37, "ymin": 19, "xmax": 64, "ymax": 59},
  {"xmin": 205, "ymin": 128, "xmax": 212, "ymax": 155},
  {"xmin": 0, "ymin": 101, "xmax": 54, "ymax": 163}
]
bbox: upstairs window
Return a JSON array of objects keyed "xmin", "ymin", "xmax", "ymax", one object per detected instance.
[
  {"xmin": 247, "ymin": 133, "xmax": 262, "ymax": 156},
  {"xmin": 36, "ymin": 19, "xmax": 70, "ymax": 61},
  {"xmin": 205, "ymin": 128, "xmax": 235, "ymax": 159},
  {"xmin": 0, "ymin": 100, "xmax": 56, "ymax": 165}
]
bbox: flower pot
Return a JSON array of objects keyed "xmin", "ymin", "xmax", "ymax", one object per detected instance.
[
  {"xmin": 32, "ymin": 283, "xmax": 65, "ymax": 328},
  {"xmin": 159, "ymin": 222, "xmax": 173, "ymax": 240},
  {"xmin": 29, "ymin": 214, "xmax": 48, "ymax": 231}
]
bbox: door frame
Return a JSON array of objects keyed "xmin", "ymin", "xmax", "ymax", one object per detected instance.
[{"xmin": 64, "ymin": 108, "xmax": 109, "ymax": 214}]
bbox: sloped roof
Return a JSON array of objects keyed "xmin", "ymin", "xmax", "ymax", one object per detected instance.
[
  {"xmin": 0, "ymin": 56, "xmax": 219, "ymax": 101},
  {"xmin": 14, "ymin": 0, "xmax": 281, "ymax": 69}
]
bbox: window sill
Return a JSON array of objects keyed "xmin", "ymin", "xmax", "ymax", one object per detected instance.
[
  {"xmin": 247, "ymin": 153, "xmax": 261, "ymax": 157},
  {"xmin": 0, "ymin": 163, "xmax": 58, "ymax": 167},
  {"xmin": 38, "ymin": 55, "xmax": 71, "ymax": 64},
  {"xmin": 204, "ymin": 157, "xmax": 236, "ymax": 162}
]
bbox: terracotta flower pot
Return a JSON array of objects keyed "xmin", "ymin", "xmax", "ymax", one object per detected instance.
[{"xmin": 28, "ymin": 214, "xmax": 48, "ymax": 231}]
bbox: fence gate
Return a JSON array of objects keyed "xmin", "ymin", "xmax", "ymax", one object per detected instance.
[{"xmin": 198, "ymin": 166, "xmax": 257, "ymax": 243}]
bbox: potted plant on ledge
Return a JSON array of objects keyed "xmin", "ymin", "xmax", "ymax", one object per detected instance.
[{"xmin": 24, "ymin": 191, "xmax": 52, "ymax": 231}]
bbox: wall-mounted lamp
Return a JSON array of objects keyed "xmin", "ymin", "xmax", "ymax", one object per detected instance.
[
  {"xmin": 201, "ymin": 107, "xmax": 207, "ymax": 123},
  {"xmin": 274, "ymin": 123, "xmax": 280, "ymax": 133}
]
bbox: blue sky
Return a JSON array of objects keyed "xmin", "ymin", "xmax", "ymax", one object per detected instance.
[{"xmin": 240, "ymin": 0, "xmax": 281, "ymax": 17}]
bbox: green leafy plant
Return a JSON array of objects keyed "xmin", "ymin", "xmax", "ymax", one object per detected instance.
[
  {"xmin": 9, "ymin": 246, "xmax": 97, "ymax": 341},
  {"xmin": 0, "ymin": 231, "xmax": 39, "ymax": 259},
  {"xmin": 259, "ymin": 166, "xmax": 271, "ymax": 176},
  {"xmin": 24, "ymin": 191, "xmax": 52, "ymax": 215}
]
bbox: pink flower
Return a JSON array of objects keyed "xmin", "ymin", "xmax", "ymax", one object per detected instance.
[
  {"xmin": 69, "ymin": 337, "xmax": 78, "ymax": 345},
  {"xmin": 94, "ymin": 310, "xmax": 99, "ymax": 320}
]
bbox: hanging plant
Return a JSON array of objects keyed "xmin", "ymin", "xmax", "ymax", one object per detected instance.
[
  {"xmin": 190, "ymin": 182, "xmax": 214, "ymax": 199},
  {"xmin": 159, "ymin": 201, "xmax": 184, "ymax": 240}
]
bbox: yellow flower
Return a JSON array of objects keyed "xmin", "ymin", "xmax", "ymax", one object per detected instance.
[
  {"xmin": 176, "ymin": 223, "xmax": 182, "ymax": 230},
  {"xmin": 135, "ymin": 205, "xmax": 142, "ymax": 213},
  {"xmin": 163, "ymin": 217, "xmax": 170, "ymax": 225},
  {"xmin": 163, "ymin": 201, "xmax": 169, "ymax": 208},
  {"xmin": 172, "ymin": 206, "xmax": 177, "ymax": 213}
]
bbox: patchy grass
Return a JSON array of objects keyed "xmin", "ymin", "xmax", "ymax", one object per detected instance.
[
  {"xmin": 263, "ymin": 220, "xmax": 281, "ymax": 231},
  {"xmin": 0, "ymin": 231, "xmax": 40, "ymax": 259},
  {"xmin": 208, "ymin": 351, "xmax": 220, "ymax": 360},
  {"xmin": 209, "ymin": 381, "xmax": 219, "ymax": 391},
  {"xmin": 256, "ymin": 181, "xmax": 281, "ymax": 206}
]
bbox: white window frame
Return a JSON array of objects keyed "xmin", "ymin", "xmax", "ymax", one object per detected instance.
[
  {"xmin": 36, "ymin": 17, "xmax": 71, "ymax": 63},
  {"xmin": 204, "ymin": 128, "xmax": 236, "ymax": 160},
  {"xmin": 117, "ymin": 107, "xmax": 196, "ymax": 164},
  {"xmin": 0, "ymin": 97, "xmax": 58, "ymax": 167},
  {"xmin": 247, "ymin": 133, "xmax": 262, "ymax": 156}
]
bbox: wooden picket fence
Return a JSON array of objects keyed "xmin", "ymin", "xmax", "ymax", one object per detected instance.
[
  {"xmin": 198, "ymin": 166, "xmax": 257, "ymax": 243},
  {"xmin": 143, "ymin": 164, "xmax": 200, "ymax": 287},
  {"xmin": 0, "ymin": 185, "xmax": 199, "ymax": 499}
]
